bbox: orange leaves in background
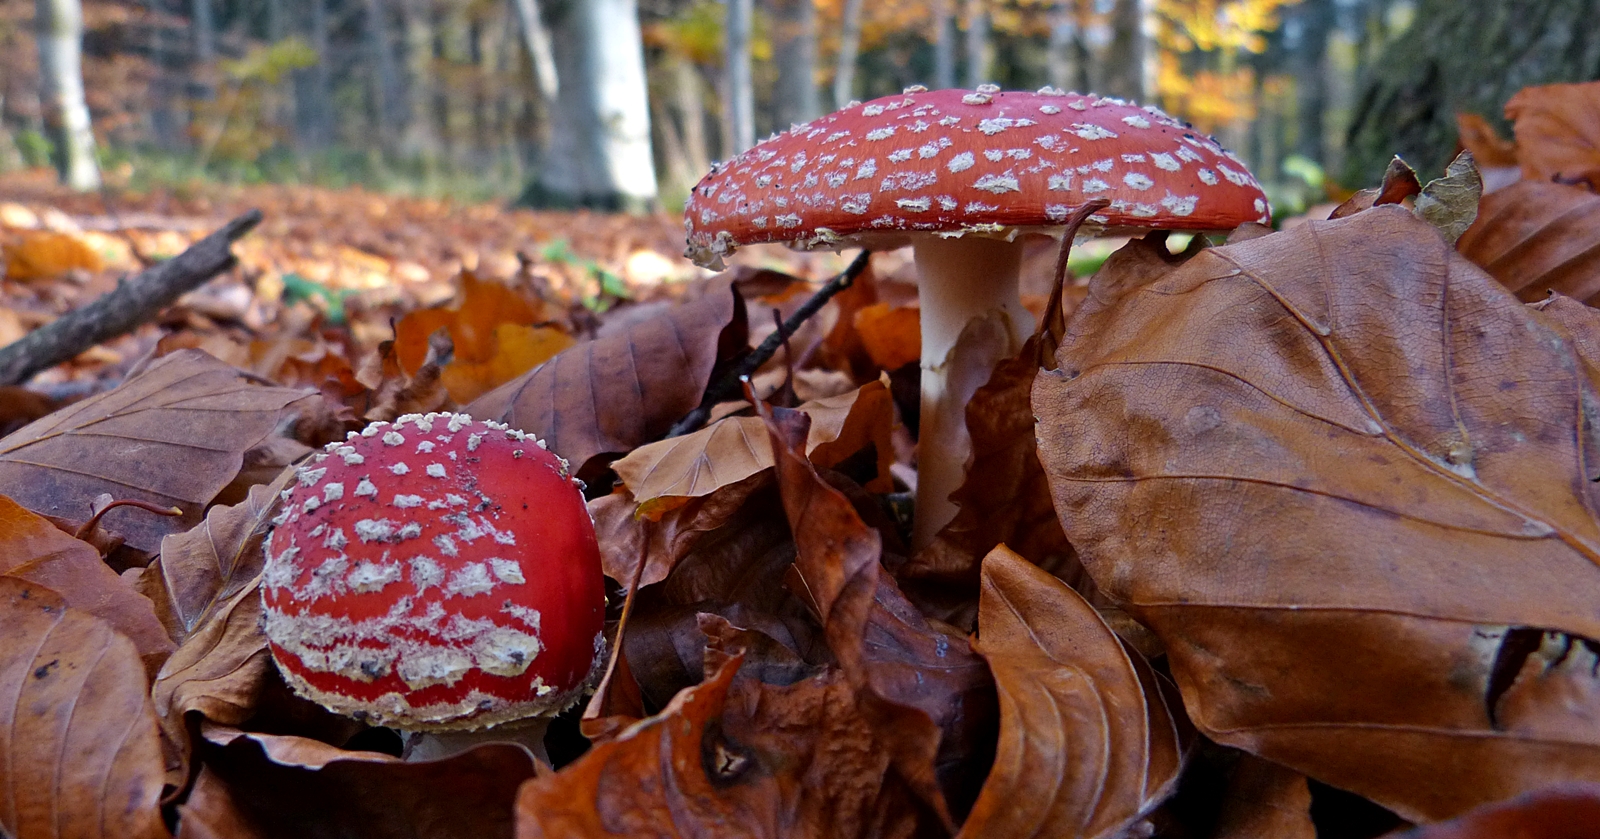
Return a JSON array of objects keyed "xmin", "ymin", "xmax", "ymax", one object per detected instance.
[
  {"xmin": 1505, "ymin": 80, "xmax": 1600, "ymax": 190},
  {"xmin": 853, "ymin": 302, "xmax": 921, "ymax": 372},
  {"xmin": 393, "ymin": 272, "xmax": 574, "ymax": 404},
  {"xmin": 2, "ymin": 230, "xmax": 105, "ymax": 281}
]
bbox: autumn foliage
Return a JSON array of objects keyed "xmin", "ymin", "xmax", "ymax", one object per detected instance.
[{"xmin": 2, "ymin": 80, "xmax": 1600, "ymax": 839}]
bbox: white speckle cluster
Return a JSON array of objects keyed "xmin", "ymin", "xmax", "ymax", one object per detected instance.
[
  {"xmin": 683, "ymin": 87, "xmax": 1270, "ymax": 268},
  {"xmin": 261, "ymin": 412, "xmax": 603, "ymax": 732}
]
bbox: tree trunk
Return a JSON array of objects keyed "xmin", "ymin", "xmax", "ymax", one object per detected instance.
[
  {"xmin": 834, "ymin": 0, "xmax": 865, "ymax": 107},
  {"xmin": 400, "ymin": 0, "xmax": 441, "ymax": 161},
  {"xmin": 1101, "ymin": 0, "xmax": 1147, "ymax": 101},
  {"xmin": 770, "ymin": 0, "xmax": 819, "ymax": 127},
  {"xmin": 725, "ymin": 0, "xmax": 755, "ymax": 152},
  {"xmin": 1047, "ymin": 0, "xmax": 1089, "ymax": 93},
  {"xmin": 191, "ymin": 0, "xmax": 216, "ymax": 66},
  {"xmin": 34, "ymin": 0, "xmax": 100, "ymax": 190},
  {"xmin": 932, "ymin": 0, "xmax": 956, "ymax": 89},
  {"xmin": 1288, "ymin": 0, "xmax": 1334, "ymax": 168},
  {"xmin": 674, "ymin": 53, "xmax": 711, "ymax": 176},
  {"xmin": 510, "ymin": 0, "xmax": 559, "ymax": 103},
  {"xmin": 963, "ymin": 0, "xmax": 991, "ymax": 88},
  {"xmin": 1344, "ymin": 0, "xmax": 1600, "ymax": 185},
  {"xmin": 528, "ymin": 0, "xmax": 657, "ymax": 210},
  {"xmin": 364, "ymin": 0, "xmax": 405, "ymax": 142},
  {"xmin": 294, "ymin": 0, "xmax": 336, "ymax": 150}
]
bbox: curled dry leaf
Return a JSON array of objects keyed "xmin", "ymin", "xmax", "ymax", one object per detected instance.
[
  {"xmin": 468, "ymin": 283, "xmax": 747, "ymax": 479},
  {"xmin": 520, "ymin": 651, "xmax": 938, "ymax": 838},
  {"xmin": 611, "ymin": 380, "xmax": 894, "ymax": 520},
  {"xmin": 1505, "ymin": 81, "xmax": 1600, "ymax": 190},
  {"xmin": 1034, "ymin": 205, "xmax": 1600, "ymax": 822},
  {"xmin": 765, "ymin": 403, "xmax": 994, "ymax": 826},
  {"xmin": 0, "ymin": 577, "xmax": 167, "ymax": 839},
  {"xmin": 959, "ymin": 545, "xmax": 1182, "ymax": 839},
  {"xmin": 0, "ymin": 494, "xmax": 174, "ymax": 677},
  {"xmin": 180, "ymin": 725, "xmax": 535, "ymax": 839},
  {"xmin": 0, "ymin": 350, "xmax": 310, "ymax": 553},
  {"xmin": 1212, "ymin": 754, "xmax": 1316, "ymax": 839},
  {"xmin": 1381, "ymin": 783, "xmax": 1600, "ymax": 839},
  {"xmin": 1458, "ymin": 180, "xmax": 1600, "ymax": 304},
  {"xmin": 143, "ymin": 474, "xmax": 291, "ymax": 643}
]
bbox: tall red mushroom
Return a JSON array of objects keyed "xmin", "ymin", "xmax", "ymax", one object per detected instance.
[
  {"xmin": 261, "ymin": 412, "xmax": 606, "ymax": 760},
  {"xmin": 684, "ymin": 85, "xmax": 1270, "ymax": 547}
]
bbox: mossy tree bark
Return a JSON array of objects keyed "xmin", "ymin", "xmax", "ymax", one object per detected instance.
[{"xmin": 1343, "ymin": 0, "xmax": 1600, "ymax": 187}]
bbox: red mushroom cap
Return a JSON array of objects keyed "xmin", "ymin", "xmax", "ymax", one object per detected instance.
[
  {"xmin": 261, "ymin": 413, "xmax": 606, "ymax": 732},
  {"xmin": 684, "ymin": 85, "xmax": 1270, "ymax": 267}
]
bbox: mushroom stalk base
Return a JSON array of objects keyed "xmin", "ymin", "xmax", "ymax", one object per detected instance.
[
  {"xmin": 403, "ymin": 716, "xmax": 552, "ymax": 767},
  {"xmin": 911, "ymin": 236, "xmax": 1032, "ymax": 550}
]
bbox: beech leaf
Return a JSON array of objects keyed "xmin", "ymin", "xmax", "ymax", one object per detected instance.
[
  {"xmin": 1382, "ymin": 783, "xmax": 1600, "ymax": 839},
  {"xmin": 1506, "ymin": 80, "xmax": 1600, "ymax": 190},
  {"xmin": 1035, "ymin": 205, "xmax": 1600, "ymax": 822},
  {"xmin": 0, "ymin": 350, "xmax": 310, "ymax": 553},
  {"xmin": 959, "ymin": 545, "xmax": 1183, "ymax": 839},
  {"xmin": 1458, "ymin": 180, "xmax": 1600, "ymax": 304},
  {"xmin": 0, "ymin": 577, "xmax": 167, "ymax": 839},
  {"xmin": 467, "ymin": 283, "xmax": 747, "ymax": 478},
  {"xmin": 0, "ymin": 494, "xmax": 174, "ymax": 677}
]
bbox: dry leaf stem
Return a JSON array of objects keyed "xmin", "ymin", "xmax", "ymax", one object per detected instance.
[{"xmin": 666, "ymin": 249, "xmax": 871, "ymax": 438}]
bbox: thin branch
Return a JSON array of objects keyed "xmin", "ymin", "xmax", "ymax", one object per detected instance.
[
  {"xmin": 666, "ymin": 248, "xmax": 871, "ymax": 438},
  {"xmin": 0, "ymin": 210, "xmax": 262, "ymax": 385}
]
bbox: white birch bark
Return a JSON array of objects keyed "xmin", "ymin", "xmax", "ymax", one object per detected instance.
[
  {"xmin": 833, "ymin": 0, "xmax": 864, "ymax": 107},
  {"xmin": 725, "ymin": 0, "xmax": 755, "ymax": 153},
  {"xmin": 510, "ymin": 0, "xmax": 559, "ymax": 102},
  {"xmin": 963, "ymin": 0, "xmax": 991, "ymax": 88},
  {"xmin": 770, "ymin": 0, "xmax": 819, "ymax": 127},
  {"xmin": 34, "ymin": 0, "xmax": 100, "ymax": 190}
]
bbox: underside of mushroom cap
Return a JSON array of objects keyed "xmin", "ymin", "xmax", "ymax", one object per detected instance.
[{"xmin": 683, "ymin": 86, "xmax": 1271, "ymax": 268}]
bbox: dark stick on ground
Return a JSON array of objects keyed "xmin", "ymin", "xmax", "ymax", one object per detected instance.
[
  {"xmin": 0, "ymin": 209, "xmax": 262, "ymax": 386},
  {"xmin": 665, "ymin": 248, "xmax": 871, "ymax": 439}
]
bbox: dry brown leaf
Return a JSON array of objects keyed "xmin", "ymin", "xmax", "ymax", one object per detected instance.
[
  {"xmin": 1506, "ymin": 81, "xmax": 1600, "ymax": 190},
  {"xmin": 1458, "ymin": 180, "xmax": 1600, "ymax": 304},
  {"xmin": 959, "ymin": 545, "xmax": 1182, "ymax": 839},
  {"xmin": 1380, "ymin": 783, "xmax": 1600, "ymax": 839},
  {"xmin": 854, "ymin": 302, "xmax": 922, "ymax": 372},
  {"xmin": 0, "ymin": 494, "xmax": 174, "ymax": 676},
  {"xmin": 468, "ymin": 283, "xmax": 747, "ymax": 479},
  {"xmin": 179, "ymin": 726, "xmax": 535, "ymax": 839},
  {"xmin": 1034, "ymin": 205, "xmax": 1600, "ymax": 822},
  {"xmin": 1213, "ymin": 754, "xmax": 1316, "ymax": 839},
  {"xmin": 0, "ymin": 350, "xmax": 310, "ymax": 553},
  {"xmin": 3, "ymin": 230, "xmax": 104, "ymax": 281},
  {"xmin": 520, "ymin": 651, "xmax": 937, "ymax": 838},
  {"xmin": 611, "ymin": 380, "xmax": 895, "ymax": 519},
  {"xmin": 0, "ymin": 577, "xmax": 167, "ymax": 839},
  {"xmin": 1456, "ymin": 113, "xmax": 1519, "ymax": 169},
  {"xmin": 765, "ymin": 403, "xmax": 994, "ymax": 826},
  {"xmin": 142, "ymin": 475, "xmax": 290, "ymax": 643}
]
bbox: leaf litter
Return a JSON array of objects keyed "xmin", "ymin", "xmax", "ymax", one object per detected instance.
[{"xmin": 5, "ymin": 85, "xmax": 1600, "ymax": 838}]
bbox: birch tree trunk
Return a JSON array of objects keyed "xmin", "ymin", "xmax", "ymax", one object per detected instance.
[
  {"xmin": 770, "ymin": 0, "xmax": 819, "ymax": 127},
  {"xmin": 510, "ymin": 0, "xmax": 559, "ymax": 103},
  {"xmin": 932, "ymin": 0, "xmax": 956, "ymax": 89},
  {"xmin": 725, "ymin": 0, "xmax": 755, "ymax": 152},
  {"xmin": 674, "ymin": 54, "xmax": 711, "ymax": 176},
  {"xmin": 963, "ymin": 0, "xmax": 991, "ymax": 88},
  {"xmin": 34, "ymin": 0, "xmax": 100, "ymax": 190},
  {"xmin": 1048, "ymin": 0, "xmax": 1089, "ymax": 92},
  {"xmin": 531, "ymin": 0, "xmax": 657, "ymax": 210},
  {"xmin": 833, "ymin": 0, "xmax": 864, "ymax": 107}
]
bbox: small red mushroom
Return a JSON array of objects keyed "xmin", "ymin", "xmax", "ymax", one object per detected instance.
[
  {"xmin": 684, "ymin": 85, "xmax": 1270, "ymax": 547},
  {"xmin": 261, "ymin": 412, "xmax": 606, "ymax": 761}
]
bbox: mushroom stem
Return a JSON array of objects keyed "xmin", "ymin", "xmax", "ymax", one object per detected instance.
[
  {"xmin": 402, "ymin": 717, "xmax": 553, "ymax": 766},
  {"xmin": 910, "ymin": 235, "xmax": 1033, "ymax": 550}
]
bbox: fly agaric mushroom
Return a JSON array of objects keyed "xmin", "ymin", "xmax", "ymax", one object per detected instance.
[
  {"xmin": 684, "ymin": 85, "xmax": 1270, "ymax": 547},
  {"xmin": 261, "ymin": 412, "xmax": 606, "ymax": 761}
]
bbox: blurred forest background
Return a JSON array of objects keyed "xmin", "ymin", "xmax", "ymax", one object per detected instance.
[{"xmin": 5, "ymin": 0, "xmax": 1600, "ymax": 217}]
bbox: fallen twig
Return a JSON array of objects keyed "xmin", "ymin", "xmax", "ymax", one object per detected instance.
[
  {"xmin": 0, "ymin": 209, "xmax": 262, "ymax": 386},
  {"xmin": 665, "ymin": 248, "xmax": 871, "ymax": 438}
]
